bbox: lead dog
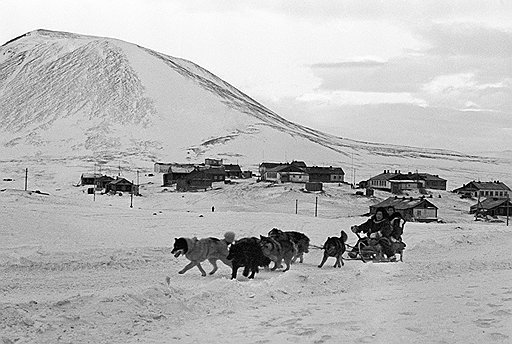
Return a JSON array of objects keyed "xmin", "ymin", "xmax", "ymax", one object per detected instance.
[
  {"xmin": 268, "ymin": 228, "xmax": 310, "ymax": 263},
  {"xmin": 318, "ymin": 230, "xmax": 348, "ymax": 268},
  {"xmin": 171, "ymin": 232, "xmax": 235, "ymax": 276}
]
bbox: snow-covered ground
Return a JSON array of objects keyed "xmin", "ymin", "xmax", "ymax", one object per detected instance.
[{"xmin": 1, "ymin": 174, "xmax": 511, "ymax": 344}]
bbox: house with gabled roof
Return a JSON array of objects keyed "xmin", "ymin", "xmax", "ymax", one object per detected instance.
[
  {"xmin": 470, "ymin": 197, "xmax": 512, "ymax": 216},
  {"xmin": 367, "ymin": 170, "xmax": 446, "ymax": 192},
  {"xmin": 105, "ymin": 178, "xmax": 138, "ymax": 194},
  {"xmin": 224, "ymin": 164, "xmax": 242, "ymax": 178},
  {"xmin": 370, "ymin": 196, "xmax": 438, "ymax": 222},
  {"xmin": 306, "ymin": 166, "xmax": 345, "ymax": 183},
  {"xmin": 263, "ymin": 164, "xmax": 309, "ymax": 183},
  {"xmin": 453, "ymin": 181, "xmax": 510, "ymax": 199}
]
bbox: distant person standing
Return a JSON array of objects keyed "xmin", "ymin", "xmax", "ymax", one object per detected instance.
[{"xmin": 212, "ymin": 206, "xmax": 215, "ymax": 212}]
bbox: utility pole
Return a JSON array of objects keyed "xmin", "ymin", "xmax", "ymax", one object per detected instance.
[
  {"xmin": 24, "ymin": 168, "xmax": 28, "ymax": 191},
  {"xmin": 130, "ymin": 180, "xmax": 134, "ymax": 208},
  {"xmin": 315, "ymin": 196, "xmax": 318, "ymax": 217},
  {"xmin": 295, "ymin": 199, "xmax": 298, "ymax": 214},
  {"xmin": 93, "ymin": 164, "xmax": 96, "ymax": 202},
  {"xmin": 507, "ymin": 193, "xmax": 510, "ymax": 226}
]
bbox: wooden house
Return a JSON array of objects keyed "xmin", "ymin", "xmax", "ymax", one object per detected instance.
[
  {"xmin": 306, "ymin": 166, "xmax": 345, "ymax": 183},
  {"xmin": 470, "ymin": 198, "xmax": 512, "ymax": 216},
  {"xmin": 367, "ymin": 170, "xmax": 401, "ymax": 191},
  {"xmin": 106, "ymin": 178, "xmax": 137, "ymax": 194},
  {"xmin": 162, "ymin": 164, "xmax": 196, "ymax": 186},
  {"xmin": 204, "ymin": 166, "xmax": 226, "ymax": 182},
  {"xmin": 176, "ymin": 170, "xmax": 212, "ymax": 192},
  {"xmin": 368, "ymin": 170, "xmax": 446, "ymax": 192},
  {"xmin": 81, "ymin": 173, "xmax": 103, "ymax": 186},
  {"xmin": 95, "ymin": 175, "xmax": 114, "ymax": 189},
  {"xmin": 263, "ymin": 164, "xmax": 309, "ymax": 183},
  {"xmin": 370, "ymin": 196, "xmax": 439, "ymax": 222},
  {"xmin": 453, "ymin": 181, "xmax": 510, "ymax": 199},
  {"xmin": 224, "ymin": 164, "xmax": 243, "ymax": 178}
]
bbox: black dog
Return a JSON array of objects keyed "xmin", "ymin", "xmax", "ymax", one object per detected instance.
[
  {"xmin": 318, "ymin": 230, "xmax": 348, "ymax": 268},
  {"xmin": 268, "ymin": 228, "xmax": 310, "ymax": 263},
  {"xmin": 227, "ymin": 237, "xmax": 271, "ymax": 279}
]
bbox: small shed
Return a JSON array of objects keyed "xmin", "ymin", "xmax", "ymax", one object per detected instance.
[
  {"xmin": 305, "ymin": 182, "xmax": 323, "ymax": 192},
  {"xmin": 176, "ymin": 170, "xmax": 212, "ymax": 192},
  {"xmin": 370, "ymin": 196, "xmax": 439, "ymax": 222},
  {"xmin": 470, "ymin": 198, "xmax": 512, "ymax": 216}
]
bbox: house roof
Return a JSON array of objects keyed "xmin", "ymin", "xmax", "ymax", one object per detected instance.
[
  {"xmin": 372, "ymin": 197, "xmax": 438, "ymax": 210},
  {"xmin": 368, "ymin": 172, "xmax": 400, "ymax": 181},
  {"xmin": 470, "ymin": 198, "xmax": 512, "ymax": 210},
  {"xmin": 81, "ymin": 173, "xmax": 103, "ymax": 179},
  {"xmin": 169, "ymin": 165, "xmax": 196, "ymax": 174},
  {"xmin": 306, "ymin": 166, "xmax": 345, "ymax": 175},
  {"xmin": 457, "ymin": 181, "xmax": 511, "ymax": 192},
  {"xmin": 224, "ymin": 164, "xmax": 242, "ymax": 172},
  {"xmin": 109, "ymin": 178, "xmax": 133, "ymax": 185},
  {"xmin": 266, "ymin": 164, "xmax": 306, "ymax": 173}
]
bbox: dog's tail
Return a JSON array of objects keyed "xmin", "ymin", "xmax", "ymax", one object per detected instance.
[{"xmin": 224, "ymin": 231, "xmax": 236, "ymax": 244}]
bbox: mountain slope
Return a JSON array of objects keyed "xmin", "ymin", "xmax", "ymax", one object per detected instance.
[{"xmin": 1, "ymin": 29, "xmax": 509, "ymax": 187}]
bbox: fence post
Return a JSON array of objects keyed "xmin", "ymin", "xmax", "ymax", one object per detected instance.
[
  {"xmin": 295, "ymin": 199, "xmax": 298, "ymax": 214},
  {"xmin": 315, "ymin": 196, "xmax": 318, "ymax": 217},
  {"xmin": 24, "ymin": 168, "xmax": 28, "ymax": 191}
]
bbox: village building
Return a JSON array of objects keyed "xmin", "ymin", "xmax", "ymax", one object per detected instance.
[
  {"xmin": 204, "ymin": 165, "xmax": 226, "ymax": 182},
  {"xmin": 306, "ymin": 166, "xmax": 345, "ymax": 183},
  {"xmin": 176, "ymin": 169, "xmax": 212, "ymax": 192},
  {"xmin": 105, "ymin": 178, "xmax": 138, "ymax": 194},
  {"xmin": 258, "ymin": 161, "xmax": 306, "ymax": 178},
  {"xmin": 367, "ymin": 170, "xmax": 400, "ymax": 191},
  {"xmin": 224, "ymin": 164, "xmax": 243, "ymax": 179},
  {"xmin": 263, "ymin": 164, "xmax": 309, "ymax": 183},
  {"xmin": 453, "ymin": 181, "xmax": 510, "ymax": 199},
  {"xmin": 95, "ymin": 175, "xmax": 115, "ymax": 189},
  {"xmin": 367, "ymin": 170, "xmax": 446, "ymax": 192},
  {"xmin": 305, "ymin": 182, "xmax": 323, "ymax": 192},
  {"xmin": 80, "ymin": 173, "xmax": 103, "ymax": 186},
  {"xmin": 370, "ymin": 196, "xmax": 439, "ymax": 222},
  {"xmin": 162, "ymin": 164, "xmax": 196, "ymax": 186},
  {"xmin": 470, "ymin": 198, "xmax": 512, "ymax": 217},
  {"xmin": 205, "ymin": 158, "xmax": 223, "ymax": 166}
]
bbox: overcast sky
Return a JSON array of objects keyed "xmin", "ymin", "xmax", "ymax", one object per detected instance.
[{"xmin": 1, "ymin": 0, "xmax": 511, "ymax": 153}]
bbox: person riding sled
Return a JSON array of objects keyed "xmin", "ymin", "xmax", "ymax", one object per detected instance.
[{"xmin": 348, "ymin": 207, "xmax": 395, "ymax": 260}]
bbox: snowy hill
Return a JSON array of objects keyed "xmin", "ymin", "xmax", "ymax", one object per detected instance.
[{"xmin": 0, "ymin": 29, "xmax": 510, "ymax": 188}]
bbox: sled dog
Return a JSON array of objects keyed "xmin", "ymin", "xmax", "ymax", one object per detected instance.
[
  {"xmin": 318, "ymin": 230, "xmax": 348, "ymax": 268},
  {"xmin": 268, "ymin": 228, "xmax": 310, "ymax": 263},
  {"xmin": 259, "ymin": 235, "xmax": 296, "ymax": 272},
  {"xmin": 227, "ymin": 237, "xmax": 271, "ymax": 279},
  {"xmin": 171, "ymin": 232, "xmax": 235, "ymax": 276}
]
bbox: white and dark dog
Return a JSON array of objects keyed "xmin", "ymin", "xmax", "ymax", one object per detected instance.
[{"xmin": 171, "ymin": 232, "xmax": 235, "ymax": 276}]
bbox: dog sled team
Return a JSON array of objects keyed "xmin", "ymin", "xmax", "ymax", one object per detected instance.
[{"xmin": 171, "ymin": 207, "xmax": 407, "ymax": 279}]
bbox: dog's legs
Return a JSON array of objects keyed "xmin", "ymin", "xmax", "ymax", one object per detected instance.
[
  {"xmin": 283, "ymin": 258, "xmax": 292, "ymax": 272},
  {"xmin": 196, "ymin": 263, "xmax": 207, "ymax": 276},
  {"xmin": 318, "ymin": 253, "xmax": 328, "ymax": 268},
  {"xmin": 208, "ymin": 259, "xmax": 218, "ymax": 275},
  {"xmin": 231, "ymin": 265, "xmax": 239, "ymax": 279},
  {"xmin": 179, "ymin": 261, "xmax": 201, "ymax": 275},
  {"xmin": 271, "ymin": 259, "xmax": 282, "ymax": 271}
]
